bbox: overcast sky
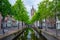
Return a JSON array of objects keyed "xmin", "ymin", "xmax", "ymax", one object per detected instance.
[
  {"xmin": 9, "ymin": 0, "xmax": 43, "ymax": 15},
  {"xmin": 22, "ymin": 0, "xmax": 43, "ymax": 13}
]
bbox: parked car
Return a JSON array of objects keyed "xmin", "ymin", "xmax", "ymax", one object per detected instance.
[
  {"xmin": 12, "ymin": 21, "xmax": 18, "ymax": 27},
  {"xmin": 7, "ymin": 20, "xmax": 12, "ymax": 28}
]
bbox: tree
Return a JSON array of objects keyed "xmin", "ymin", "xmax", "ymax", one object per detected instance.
[
  {"xmin": 53, "ymin": 0, "xmax": 60, "ymax": 20},
  {"xmin": 31, "ymin": 12, "xmax": 40, "ymax": 24},
  {"xmin": 31, "ymin": 0, "xmax": 55, "ymax": 28},
  {"xmin": 11, "ymin": 0, "xmax": 29, "ymax": 25},
  {"xmin": 0, "ymin": 0, "xmax": 11, "ymax": 18}
]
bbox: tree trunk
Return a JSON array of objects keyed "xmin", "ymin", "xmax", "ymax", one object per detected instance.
[
  {"xmin": 45, "ymin": 18, "xmax": 47, "ymax": 31},
  {"xmin": 22, "ymin": 21, "xmax": 23, "ymax": 29},
  {"xmin": 39, "ymin": 20, "xmax": 42, "ymax": 29},
  {"xmin": 41, "ymin": 21, "xmax": 42, "ymax": 29}
]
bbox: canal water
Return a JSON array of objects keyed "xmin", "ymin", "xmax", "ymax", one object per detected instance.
[{"xmin": 16, "ymin": 28, "xmax": 47, "ymax": 40}]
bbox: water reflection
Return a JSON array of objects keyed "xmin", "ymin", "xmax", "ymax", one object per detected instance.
[{"xmin": 17, "ymin": 28, "xmax": 47, "ymax": 40}]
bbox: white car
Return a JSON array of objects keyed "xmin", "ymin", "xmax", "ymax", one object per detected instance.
[{"xmin": 7, "ymin": 20, "xmax": 12, "ymax": 27}]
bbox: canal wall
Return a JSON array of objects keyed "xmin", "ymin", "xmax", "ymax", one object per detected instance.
[
  {"xmin": 1, "ymin": 34, "xmax": 16, "ymax": 40},
  {"xmin": 41, "ymin": 30, "xmax": 60, "ymax": 40},
  {"xmin": 32, "ymin": 27, "xmax": 59, "ymax": 40},
  {"xmin": 0, "ymin": 28, "xmax": 26, "ymax": 40}
]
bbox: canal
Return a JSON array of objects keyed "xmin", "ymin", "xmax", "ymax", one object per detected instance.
[{"xmin": 13, "ymin": 28, "xmax": 47, "ymax": 40}]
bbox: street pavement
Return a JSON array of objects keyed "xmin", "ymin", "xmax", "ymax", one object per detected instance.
[
  {"xmin": 0, "ymin": 27, "xmax": 18, "ymax": 35},
  {"xmin": 42, "ymin": 29, "xmax": 60, "ymax": 40},
  {"xmin": 42, "ymin": 32, "xmax": 58, "ymax": 40},
  {"xmin": 46, "ymin": 29, "xmax": 60, "ymax": 37}
]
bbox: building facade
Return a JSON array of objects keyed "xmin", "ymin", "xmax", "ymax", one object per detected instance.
[{"xmin": 30, "ymin": 6, "xmax": 39, "ymax": 27}]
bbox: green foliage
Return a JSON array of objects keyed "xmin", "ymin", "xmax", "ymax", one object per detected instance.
[
  {"xmin": 38, "ymin": 0, "xmax": 54, "ymax": 19},
  {"xmin": 11, "ymin": 0, "xmax": 29, "ymax": 24},
  {"xmin": 1, "ymin": 0, "xmax": 60, "ymax": 24},
  {"xmin": 31, "ymin": 0, "xmax": 58, "ymax": 24},
  {"xmin": 31, "ymin": 12, "xmax": 40, "ymax": 24},
  {"xmin": 54, "ymin": 0, "xmax": 60, "ymax": 20},
  {"xmin": 0, "ymin": 0, "xmax": 11, "ymax": 17}
]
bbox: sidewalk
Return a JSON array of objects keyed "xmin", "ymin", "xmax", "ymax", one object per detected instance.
[
  {"xmin": 0, "ymin": 27, "xmax": 22, "ymax": 39},
  {"xmin": 41, "ymin": 29, "xmax": 60, "ymax": 40}
]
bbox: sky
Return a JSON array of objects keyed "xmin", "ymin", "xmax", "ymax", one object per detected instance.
[
  {"xmin": 9, "ymin": 0, "xmax": 43, "ymax": 15},
  {"xmin": 22, "ymin": 0, "xmax": 43, "ymax": 13}
]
